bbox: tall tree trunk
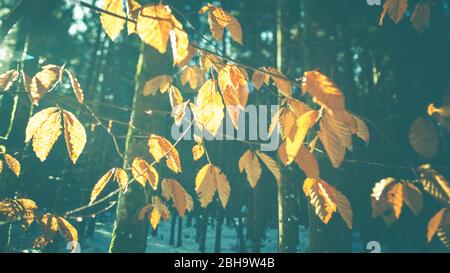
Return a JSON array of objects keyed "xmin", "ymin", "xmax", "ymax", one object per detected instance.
[
  {"xmin": 109, "ymin": 43, "xmax": 172, "ymax": 252},
  {"xmin": 276, "ymin": 0, "xmax": 299, "ymax": 253}
]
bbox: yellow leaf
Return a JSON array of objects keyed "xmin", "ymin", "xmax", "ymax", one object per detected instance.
[
  {"xmin": 302, "ymin": 71, "xmax": 346, "ymax": 113},
  {"xmin": 90, "ymin": 169, "xmax": 114, "ymax": 205},
  {"xmin": 295, "ymin": 145, "xmax": 319, "ymax": 179},
  {"xmin": 200, "ymin": 4, "xmax": 242, "ymax": 45},
  {"xmin": 31, "ymin": 109, "xmax": 62, "ymax": 162},
  {"xmin": 150, "ymin": 208, "xmax": 161, "ymax": 229},
  {"xmin": 148, "ymin": 135, "xmax": 181, "ymax": 173},
  {"xmin": 199, "ymin": 51, "xmax": 224, "ymax": 72},
  {"xmin": 143, "ymin": 74, "xmax": 172, "ymax": 96},
  {"xmin": 65, "ymin": 69, "xmax": 84, "ymax": 104},
  {"xmin": 218, "ymin": 65, "xmax": 246, "ymax": 92},
  {"xmin": 181, "ymin": 66, "xmax": 205, "ymax": 89},
  {"xmin": 195, "ymin": 163, "xmax": 230, "ymax": 208},
  {"xmin": 161, "ymin": 179, "xmax": 193, "ymax": 217},
  {"xmin": 100, "ymin": 0, "xmax": 126, "ymax": 41},
  {"xmin": 137, "ymin": 4, "xmax": 189, "ymax": 64},
  {"xmin": 62, "ymin": 110, "xmax": 87, "ymax": 164},
  {"xmin": 150, "ymin": 196, "xmax": 170, "ymax": 229},
  {"xmin": 131, "ymin": 157, "xmax": 159, "ymax": 189},
  {"xmin": 25, "ymin": 107, "xmax": 59, "ymax": 143},
  {"xmin": 190, "ymin": 79, "xmax": 224, "ymax": 136},
  {"xmin": 255, "ymin": 150, "xmax": 281, "ymax": 184},
  {"xmin": 24, "ymin": 65, "xmax": 62, "ymax": 105},
  {"xmin": 379, "ymin": 0, "xmax": 408, "ymax": 25},
  {"xmin": 114, "ymin": 167, "xmax": 128, "ymax": 189},
  {"xmin": 168, "ymin": 85, "xmax": 187, "ymax": 126},
  {"xmin": 4, "ymin": 154, "xmax": 20, "ymax": 177},
  {"xmin": 239, "ymin": 150, "xmax": 262, "ymax": 188},
  {"xmin": 192, "ymin": 144, "xmax": 205, "ymax": 161},
  {"xmin": 280, "ymin": 110, "xmax": 319, "ymax": 165},
  {"xmin": 177, "ymin": 45, "xmax": 197, "ymax": 69},
  {"xmin": 0, "ymin": 70, "xmax": 19, "ymax": 91},
  {"xmin": 409, "ymin": 116, "xmax": 439, "ymax": 159}
]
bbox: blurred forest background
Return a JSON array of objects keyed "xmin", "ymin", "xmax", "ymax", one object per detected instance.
[{"xmin": 0, "ymin": 0, "xmax": 449, "ymax": 253}]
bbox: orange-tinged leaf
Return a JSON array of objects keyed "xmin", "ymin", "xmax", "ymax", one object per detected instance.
[
  {"xmin": 195, "ymin": 163, "xmax": 230, "ymax": 208},
  {"xmin": 177, "ymin": 45, "xmax": 197, "ymax": 69},
  {"xmin": 168, "ymin": 85, "xmax": 187, "ymax": 125},
  {"xmin": 24, "ymin": 65, "xmax": 62, "ymax": 105},
  {"xmin": 65, "ymin": 69, "xmax": 84, "ymax": 104},
  {"xmin": 252, "ymin": 68, "xmax": 269, "ymax": 90},
  {"xmin": 90, "ymin": 169, "xmax": 114, "ymax": 205},
  {"xmin": 0, "ymin": 70, "xmax": 19, "ymax": 91},
  {"xmin": 181, "ymin": 66, "xmax": 205, "ymax": 89},
  {"xmin": 31, "ymin": 110, "xmax": 62, "ymax": 162},
  {"xmin": 409, "ymin": 116, "xmax": 439, "ymax": 159},
  {"xmin": 239, "ymin": 150, "xmax": 262, "ymax": 188},
  {"xmin": 56, "ymin": 217, "xmax": 78, "ymax": 252},
  {"xmin": 379, "ymin": 0, "xmax": 408, "ymax": 25},
  {"xmin": 131, "ymin": 157, "xmax": 159, "ymax": 189},
  {"xmin": 201, "ymin": 4, "xmax": 242, "ymax": 44},
  {"xmin": 371, "ymin": 178, "xmax": 404, "ymax": 225},
  {"xmin": 149, "ymin": 196, "xmax": 170, "ymax": 229},
  {"xmin": 199, "ymin": 51, "xmax": 224, "ymax": 72},
  {"xmin": 138, "ymin": 204, "xmax": 153, "ymax": 220},
  {"xmin": 143, "ymin": 74, "xmax": 172, "ymax": 96},
  {"xmin": 280, "ymin": 110, "xmax": 319, "ymax": 165},
  {"xmin": 255, "ymin": 150, "xmax": 281, "ymax": 184},
  {"xmin": 25, "ymin": 107, "xmax": 59, "ymax": 143},
  {"xmin": 62, "ymin": 110, "xmax": 87, "ymax": 164},
  {"xmin": 302, "ymin": 71, "xmax": 346, "ymax": 113},
  {"xmin": 148, "ymin": 135, "xmax": 181, "ymax": 173},
  {"xmin": 100, "ymin": 0, "xmax": 126, "ymax": 41},
  {"xmin": 295, "ymin": 145, "xmax": 319, "ymax": 179},
  {"xmin": 4, "ymin": 154, "xmax": 20, "ymax": 177},
  {"xmin": 190, "ymin": 79, "xmax": 225, "ymax": 136},
  {"xmin": 113, "ymin": 167, "xmax": 128, "ymax": 189},
  {"xmin": 427, "ymin": 208, "xmax": 447, "ymax": 242},
  {"xmin": 266, "ymin": 67, "xmax": 291, "ymax": 97},
  {"xmin": 161, "ymin": 179, "xmax": 192, "ymax": 217},
  {"xmin": 303, "ymin": 178, "xmax": 336, "ymax": 224}
]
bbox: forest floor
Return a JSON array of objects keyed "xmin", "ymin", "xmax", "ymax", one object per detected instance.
[{"xmin": 80, "ymin": 215, "xmax": 364, "ymax": 253}]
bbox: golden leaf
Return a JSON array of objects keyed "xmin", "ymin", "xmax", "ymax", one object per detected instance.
[
  {"xmin": 4, "ymin": 154, "xmax": 20, "ymax": 177},
  {"xmin": 417, "ymin": 164, "xmax": 450, "ymax": 206},
  {"xmin": 62, "ymin": 110, "xmax": 87, "ymax": 164},
  {"xmin": 279, "ymin": 110, "xmax": 319, "ymax": 165},
  {"xmin": 192, "ymin": 144, "xmax": 205, "ymax": 161},
  {"xmin": 195, "ymin": 163, "xmax": 230, "ymax": 208},
  {"xmin": 143, "ymin": 74, "xmax": 172, "ymax": 96},
  {"xmin": 266, "ymin": 67, "xmax": 291, "ymax": 97},
  {"xmin": 255, "ymin": 150, "xmax": 281, "ymax": 184},
  {"xmin": 114, "ymin": 167, "xmax": 128, "ymax": 189},
  {"xmin": 177, "ymin": 45, "xmax": 197, "ymax": 69},
  {"xmin": 149, "ymin": 196, "xmax": 170, "ymax": 229},
  {"xmin": 302, "ymin": 71, "xmax": 346, "ymax": 113},
  {"xmin": 90, "ymin": 169, "xmax": 114, "ymax": 205},
  {"xmin": 181, "ymin": 66, "xmax": 205, "ymax": 89},
  {"xmin": 150, "ymin": 208, "xmax": 161, "ymax": 229},
  {"xmin": 379, "ymin": 0, "xmax": 408, "ymax": 25},
  {"xmin": 137, "ymin": 4, "xmax": 189, "ymax": 64},
  {"xmin": 409, "ymin": 116, "xmax": 439, "ymax": 159},
  {"xmin": 148, "ymin": 135, "xmax": 181, "ymax": 173},
  {"xmin": 200, "ymin": 4, "xmax": 242, "ymax": 45},
  {"xmin": 25, "ymin": 107, "xmax": 59, "ymax": 143},
  {"xmin": 56, "ymin": 217, "xmax": 78, "ymax": 252},
  {"xmin": 161, "ymin": 178, "xmax": 193, "ymax": 217},
  {"xmin": 199, "ymin": 51, "xmax": 224, "ymax": 72},
  {"xmin": 252, "ymin": 68, "xmax": 270, "ymax": 90},
  {"xmin": 190, "ymin": 79, "xmax": 224, "ymax": 136},
  {"xmin": 168, "ymin": 85, "xmax": 187, "ymax": 125},
  {"xmin": 295, "ymin": 145, "xmax": 319, "ymax": 179},
  {"xmin": 427, "ymin": 208, "xmax": 447, "ymax": 242},
  {"xmin": 238, "ymin": 150, "xmax": 262, "ymax": 188},
  {"xmin": 304, "ymin": 178, "xmax": 352, "ymax": 228},
  {"xmin": 65, "ymin": 69, "xmax": 84, "ymax": 104},
  {"xmin": 100, "ymin": 0, "xmax": 126, "ymax": 41},
  {"xmin": 24, "ymin": 65, "xmax": 62, "ymax": 105},
  {"xmin": 0, "ymin": 70, "xmax": 19, "ymax": 91},
  {"xmin": 318, "ymin": 110, "xmax": 352, "ymax": 168},
  {"xmin": 30, "ymin": 109, "xmax": 62, "ymax": 162},
  {"xmin": 131, "ymin": 157, "xmax": 159, "ymax": 189}
]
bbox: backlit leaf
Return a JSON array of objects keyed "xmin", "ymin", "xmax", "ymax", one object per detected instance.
[
  {"xmin": 380, "ymin": 0, "xmax": 408, "ymax": 25},
  {"xmin": 195, "ymin": 163, "xmax": 230, "ymax": 208},
  {"xmin": 148, "ymin": 135, "xmax": 181, "ymax": 173},
  {"xmin": 143, "ymin": 74, "xmax": 172, "ymax": 96},
  {"xmin": 0, "ymin": 70, "xmax": 19, "ymax": 91},
  {"xmin": 62, "ymin": 110, "xmax": 87, "ymax": 164},
  {"xmin": 239, "ymin": 150, "xmax": 262, "ymax": 188},
  {"xmin": 4, "ymin": 154, "xmax": 20, "ymax": 177},
  {"xmin": 131, "ymin": 157, "xmax": 159, "ymax": 189},
  {"xmin": 100, "ymin": 0, "xmax": 126, "ymax": 41}
]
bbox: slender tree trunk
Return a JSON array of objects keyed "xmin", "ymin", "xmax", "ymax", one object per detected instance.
[
  {"xmin": 176, "ymin": 216, "xmax": 183, "ymax": 247},
  {"xmin": 169, "ymin": 212, "xmax": 177, "ymax": 245}
]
